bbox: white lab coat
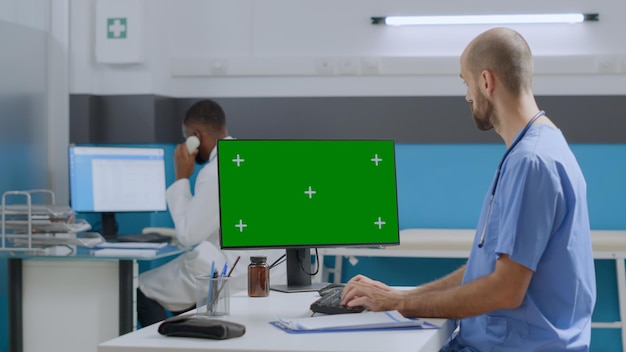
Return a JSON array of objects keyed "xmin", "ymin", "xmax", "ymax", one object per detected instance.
[{"xmin": 138, "ymin": 138, "xmax": 286, "ymax": 312}]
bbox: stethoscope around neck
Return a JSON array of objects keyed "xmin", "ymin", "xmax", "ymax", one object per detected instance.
[{"xmin": 477, "ymin": 110, "xmax": 546, "ymax": 248}]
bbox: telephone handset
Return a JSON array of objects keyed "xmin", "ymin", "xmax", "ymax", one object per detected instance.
[{"xmin": 185, "ymin": 136, "xmax": 200, "ymax": 154}]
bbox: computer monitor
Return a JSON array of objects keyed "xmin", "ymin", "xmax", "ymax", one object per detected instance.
[
  {"xmin": 217, "ymin": 139, "xmax": 400, "ymax": 292},
  {"xmin": 68, "ymin": 145, "xmax": 167, "ymax": 239}
]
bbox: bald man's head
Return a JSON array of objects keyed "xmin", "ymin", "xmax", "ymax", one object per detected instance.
[{"xmin": 462, "ymin": 27, "xmax": 534, "ymax": 97}]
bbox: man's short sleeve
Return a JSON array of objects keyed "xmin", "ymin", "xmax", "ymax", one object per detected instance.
[{"xmin": 493, "ymin": 155, "xmax": 564, "ymax": 271}]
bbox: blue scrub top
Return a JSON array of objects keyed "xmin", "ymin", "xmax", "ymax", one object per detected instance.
[{"xmin": 452, "ymin": 125, "xmax": 596, "ymax": 351}]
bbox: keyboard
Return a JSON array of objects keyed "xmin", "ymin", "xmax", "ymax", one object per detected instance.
[
  {"xmin": 115, "ymin": 232, "xmax": 172, "ymax": 243},
  {"xmin": 310, "ymin": 285, "xmax": 366, "ymax": 315}
]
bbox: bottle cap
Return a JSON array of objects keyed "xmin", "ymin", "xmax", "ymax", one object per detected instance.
[{"xmin": 250, "ymin": 256, "xmax": 267, "ymax": 264}]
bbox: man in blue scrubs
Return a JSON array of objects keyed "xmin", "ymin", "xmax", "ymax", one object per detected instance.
[{"xmin": 342, "ymin": 27, "xmax": 596, "ymax": 351}]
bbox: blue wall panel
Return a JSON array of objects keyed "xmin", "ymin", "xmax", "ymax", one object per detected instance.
[
  {"xmin": 395, "ymin": 143, "xmax": 626, "ymax": 230},
  {"xmin": 395, "ymin": 144, "xmax": 502, "ymax": 229},
  {"xmin": 572, "ymin": 144, "xmax": 626, "ymax": 230}
]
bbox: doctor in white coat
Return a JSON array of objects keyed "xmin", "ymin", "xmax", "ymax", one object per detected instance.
[{"xmin": 137, "ymin": 99, "xmax": 286, "ymax": 327}]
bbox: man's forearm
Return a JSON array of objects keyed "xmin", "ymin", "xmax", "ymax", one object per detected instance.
[
  {"xmin": 400, "ymin": 275, "xmax": 496, "ymax": 318},
  {"xmin": 409, "ymin": 265, "xmax": 466, "ymax": 295},
  {"xmin": 399, "ymin": 256, "xmax": 532, "ymax": 319}
]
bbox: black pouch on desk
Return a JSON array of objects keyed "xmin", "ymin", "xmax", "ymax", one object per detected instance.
[{"xmin": 158, "ymin": 314, "xmax": 245, "ymax": 340}]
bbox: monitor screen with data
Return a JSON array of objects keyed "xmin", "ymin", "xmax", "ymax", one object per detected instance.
[
  {"xmin": 217, "ymin": 139, "xmax": 399, "ymax": 291},
  {"xmin": 68, "ymin": 145, "xmax": 167, "ymax": 238}
]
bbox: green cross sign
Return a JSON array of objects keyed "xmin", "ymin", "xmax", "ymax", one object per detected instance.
[{"xmin": 107, "ymin": 18, "xmax": 127, "ymax": 39}]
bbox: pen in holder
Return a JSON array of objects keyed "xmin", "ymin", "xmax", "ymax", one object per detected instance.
[{"xmin": 196, "ymin": 274, "xmax": 230, "ymax": 316}]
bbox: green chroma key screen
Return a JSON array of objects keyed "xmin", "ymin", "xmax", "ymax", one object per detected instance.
[{"xmin": 217, "ymin": 139, "xmax": 400, "ymax": 249}]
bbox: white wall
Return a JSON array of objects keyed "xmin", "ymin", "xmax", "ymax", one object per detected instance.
[
  {"xmin": 0, "ymin": 0, "xmax": 48, "ymax": 30},
  {"xmin": 69, "ymin": 0, "xmax": 626, "ymax": 97}
]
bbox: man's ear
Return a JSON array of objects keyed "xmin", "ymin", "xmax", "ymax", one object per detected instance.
[{"xmin": 479, "ymin": 70, "xmax": 495, "ymax": 97}]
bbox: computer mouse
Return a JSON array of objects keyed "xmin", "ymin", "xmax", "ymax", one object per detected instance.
[
  {"xmin": 318, "ymin": 283, "xmax": 345, "ymax": 296},
  {"xmin": 186, "ymin": 136, "xmax": 200, "ymax": 154}
]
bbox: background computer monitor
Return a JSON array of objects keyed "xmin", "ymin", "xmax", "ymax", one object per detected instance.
[
  {"xmin": 68, "ymin": 145, "xmax": 167, "ymax": 239},
  {"xmin": 217, "ymin": 139, "xmax": 400, "ymax": 292}
]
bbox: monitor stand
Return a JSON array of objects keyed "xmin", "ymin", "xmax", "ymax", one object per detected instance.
[
  {"xmin": 270, "ymin": 248, "xmax": 329, "ymax": 293},
  {"xmin": 100, "ymin": 212, "xmax": 118, "ymax": 240}
]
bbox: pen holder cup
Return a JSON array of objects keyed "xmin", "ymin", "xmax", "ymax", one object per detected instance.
[{"xmin": 196, "ymin": 275, "xmax": 230, "ymax": 316}]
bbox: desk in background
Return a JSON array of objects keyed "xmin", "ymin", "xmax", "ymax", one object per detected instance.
[
  {"xmin": 4, "ymin": 245, "xmax": 186, "ymax": 352},
  {"xmin": 319, "ymin": 228, "xmax": 626, "ymax": 352},
  {"xmin": 99, "ymin": 290, "xmax": 455, "ymax": 352}
]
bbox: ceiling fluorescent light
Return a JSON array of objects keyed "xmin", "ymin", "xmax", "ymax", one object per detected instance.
[{"xmin": 371, "ymin": 13, "xmax": 599, "ymax": 26}]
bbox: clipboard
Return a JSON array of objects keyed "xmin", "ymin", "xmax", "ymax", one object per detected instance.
[
  {"xmin": 270, "ymin": 311, "xmax": 439, "ymax": 333},
  {"xmin": 269, "ymin": 321, "xmax": 439, "ymax": 334}
]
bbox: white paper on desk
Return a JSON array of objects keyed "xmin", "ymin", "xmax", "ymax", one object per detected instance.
[
  {"xmin": 96, "ymin": 242, "xmax": 167, "ymax": 249},
  {"xmin": 93, "ymin": 248, "xmax": 158, "ymax": 257},
  {"xmin": 276, "ymin": 311, "xmax": 423, "ymax": 331}
]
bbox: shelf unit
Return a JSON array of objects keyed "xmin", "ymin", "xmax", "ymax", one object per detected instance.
[{"xmin": 1, "ymin": 189, "xmax": 98, "ymax": 251}]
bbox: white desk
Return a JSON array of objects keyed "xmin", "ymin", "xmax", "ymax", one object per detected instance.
[
  {"xmin": 4, "ymin": 245, "xmax": 186, "ymax": 352},
  {"xmin": 319, "ymin": 228, "xmax": 626, "ymax": 352},
  {"xmin": 98, "ymin": 290, "xmax": 455, "ymax": 352}
]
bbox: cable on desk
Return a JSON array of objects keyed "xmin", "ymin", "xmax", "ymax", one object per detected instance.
[
  {"xmin": 270, "ymin": 254, "xmax": 286, "ymax": 269},
  {"xmin": 299, "ymin": 248, "xmax": 319, "ymax": 276}
]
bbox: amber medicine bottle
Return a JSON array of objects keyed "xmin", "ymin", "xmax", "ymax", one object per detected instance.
[{"xmin": 248, "ymin": 256, "xmax": 269, "ymax": 297}]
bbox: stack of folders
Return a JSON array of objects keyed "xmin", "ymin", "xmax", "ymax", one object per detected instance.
[
  {"xmin": 271, "ymin": 311, "xmax": 436, "ymax": 333},
  {"xmin": 92, "ymin": 241, "xmax": 172, "ymax": 257}
]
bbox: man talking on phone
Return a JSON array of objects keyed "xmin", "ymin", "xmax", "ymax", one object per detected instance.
[{"xmin": 137, "ymin": 99, "xmax": 286, "ymax": 327}]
